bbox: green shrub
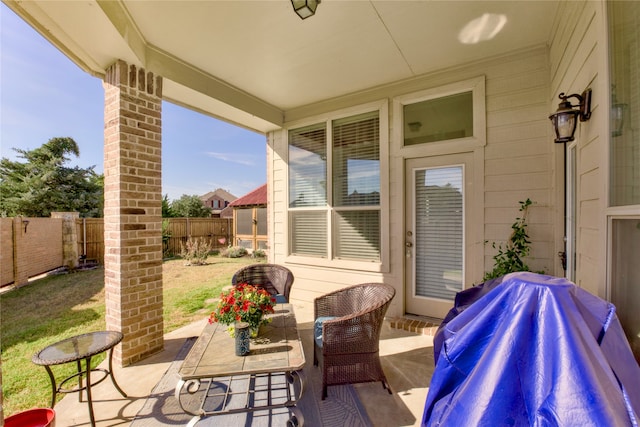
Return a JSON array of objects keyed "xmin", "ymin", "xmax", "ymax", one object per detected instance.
[
  {"xmin": 221, "ymin": 246, "xmax": 248, "ymax": 258},
  {"xmin": 180, "ymin": 236, "xmax": 213, "ymax": 265},
  {"xmin": 484, "ymin": 198, "xmax": 542, "ymax": 281},
  {"xmin": 251, "ymin": 249, "xmax": 266, "ymax": 259}
]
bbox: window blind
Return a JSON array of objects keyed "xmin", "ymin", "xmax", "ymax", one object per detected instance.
[
  {"xmin": 333, "ymin": 112, "xmax": 380, "ymax": 207},
  {"xmin": 414, "ymin": 167, "xmax": 463, "ymax": 300},
  {"xmin": 334, "ymin": 210, "xmax": 380, "ymax": 260},
  {"xmin": 289, "ymin": 123, "xmax": 326, "ymax": 208},
  {"xmin": 289, "ymin": 211, "xmax": 327, "ymax": 257}
]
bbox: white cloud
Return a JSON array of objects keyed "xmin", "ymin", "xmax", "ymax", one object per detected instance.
[{"xmin": 205, "ymin": 151, "xmax": 255, "ymax": 166}]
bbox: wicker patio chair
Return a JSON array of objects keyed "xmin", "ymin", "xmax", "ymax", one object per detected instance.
[
  {"xmin": 313, "ymin": 282, "xmax": 396, "ymax": 399},
  {"xmin": 231, "ymin": 263, "xmax": 295, "ymax": 303}
]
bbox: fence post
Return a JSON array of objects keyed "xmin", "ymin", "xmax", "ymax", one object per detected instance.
[
  {"xmin": 51, "ymin": 212, "xmax": 80, "ymax": 270},
  {"xmin": 83, "ymin": 218, "xmax": 87, "ymax": 258},
  {"xmin": 0, "ymin": 365, "xmax": 3, "ymax": 427},
  {"xmin": 12, "ymin": 217, "xmax": 29, "ymax": 286}
]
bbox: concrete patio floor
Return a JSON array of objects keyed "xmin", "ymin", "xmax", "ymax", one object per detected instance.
[{"xmin": 49, "ymin": 300, "xmax": 436, "ymax": 426}]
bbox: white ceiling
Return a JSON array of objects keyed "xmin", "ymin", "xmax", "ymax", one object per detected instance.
[{"xmin": 5, "ymin": 0, "xmax": 559, "ymax": 133}]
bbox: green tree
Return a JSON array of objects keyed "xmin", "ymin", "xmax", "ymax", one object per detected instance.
[
  {"xmin": 0, "ymin": 137, "xmax": 103, "ymax": 217},
  {"xmin": 162, "ymin": 194, "xmax": 176, "ymax": 217},
  {"xmin": 170, "ymin": 194, "xmax": 211, "ymax": 218}
]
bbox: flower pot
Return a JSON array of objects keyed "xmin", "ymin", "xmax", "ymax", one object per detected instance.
[{"xmin": 5, "ymin": 408, "xmax": 55, "ymax": 427}]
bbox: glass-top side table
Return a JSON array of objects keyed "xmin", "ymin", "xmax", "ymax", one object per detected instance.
[{"xmin": 32, "ymin": 331, "xmax": 127, "ymax": 427}]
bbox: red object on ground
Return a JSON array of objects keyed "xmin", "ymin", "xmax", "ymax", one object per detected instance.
[{"xmin": 4, "ymin": 408, "xmax": 55, "ymax": 427}]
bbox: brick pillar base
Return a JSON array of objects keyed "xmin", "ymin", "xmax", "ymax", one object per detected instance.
[
  {"xmin": 51, "ymin": 212, "xmax": 79, "ymax": 270},
  {"xmin": 103, "ymin": 60, "xmax": 163, "ymax": 366}
]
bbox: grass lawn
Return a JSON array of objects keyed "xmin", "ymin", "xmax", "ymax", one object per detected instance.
[{"xmin": 0, "ymin": 255, "xmax": 258, "ymax": 417}]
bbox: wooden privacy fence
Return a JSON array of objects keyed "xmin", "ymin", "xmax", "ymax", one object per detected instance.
[
  {"xmin": 76, "ymin": 218, "xmax": 104, "ymax": 263},
  {"xmin": 1, "ymin": 217, "xmax": 64, "ymax": 287},
  {"xmin": 164, "ymin": 217, "xmax": 233, "ymax": 256},
  {"xmin": 2, "ymin": 216, "xmax": 233, "ymax": 287},
  {"xmin": 76, "ymin": 217, "xmax": 234, "ymax": 263}
]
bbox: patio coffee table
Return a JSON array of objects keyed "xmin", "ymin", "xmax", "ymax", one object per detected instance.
[
  {"xmin": 32, "ymin": 330, "xmax": 127, "ymax": 427},
  {"xmin": 176, "ymin": 303, "xmax": 306, "ymax": 426}
]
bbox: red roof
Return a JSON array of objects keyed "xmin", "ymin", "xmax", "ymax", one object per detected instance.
[{"xmin": 228, "ymin": 184, "xmax": 267, "ymax": 207}]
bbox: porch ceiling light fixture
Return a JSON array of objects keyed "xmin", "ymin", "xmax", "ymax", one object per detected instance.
[
  {"xmin": 548, "ymin": 89, "xmax": 592, "ymax": 143},
  {"xmin": 291, "ymin": 0, "xmax": 320, "ymax": 20}
]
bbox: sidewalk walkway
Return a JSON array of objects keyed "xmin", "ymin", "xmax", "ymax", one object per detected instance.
[{"xmin": 50, "ymin": 300, "xmax": 435, "ymax": 426}]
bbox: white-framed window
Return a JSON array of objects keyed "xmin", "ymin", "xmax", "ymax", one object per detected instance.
[
  {"xmin": 606, "ymin": 0, "xmax": 640, "ymax": 361},
  {"xmin": 393, "ymin": 76, "xmax": 486, "ymax": 155},
  {"xmin": 286, "ymin": 101, "xmax": 388, "ymax": 271}
]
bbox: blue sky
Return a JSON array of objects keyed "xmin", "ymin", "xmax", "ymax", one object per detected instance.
[{"xmin": 0, "ymin": 4, "xmax": 267, "ymax": 201}]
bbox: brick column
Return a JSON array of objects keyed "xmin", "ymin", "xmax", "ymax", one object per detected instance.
[
  {"xmin": 12, "ymin": 217, "xmax": 30, "ymax": 286},
  {"xmin": 103, "ymin": 60, "xmax": 163, "ymax": 366},
  {"xmin": 51, "ymin": 212, "xmax": 79, "ymax": 270}
]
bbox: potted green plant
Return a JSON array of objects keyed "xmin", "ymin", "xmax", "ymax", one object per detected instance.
[{"xmin": 484, "ymin": 198, "xmax": 542, "ymax": 281}]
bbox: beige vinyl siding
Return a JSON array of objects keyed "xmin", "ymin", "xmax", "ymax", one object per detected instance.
[
  {"xmin": 549, "ymin": 0, "xmax": 607, "ymax": 297},
  {"xmin": 483, "ymin": 47, "xmax": 555, "ymax": 277},
  {"xmin": 268, "ymin": 131, "xmax": 287, "ymax": 260}
]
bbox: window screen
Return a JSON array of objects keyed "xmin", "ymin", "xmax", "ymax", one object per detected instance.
[
  {"xmin": 236, "ymin": 209, "xmax": 252, "ymax": 235},
  {"xmin": 257, "ymin": 207, "xmax": 267, "ymax": 236}
]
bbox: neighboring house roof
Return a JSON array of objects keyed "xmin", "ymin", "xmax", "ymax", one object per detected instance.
[
  {"xmin": 200, "ymin": 188, "xmax": 237, "ymax": 203},
  {"xmin": 229, "ymin": 184, "xmax": 267, "ymax": 207}
]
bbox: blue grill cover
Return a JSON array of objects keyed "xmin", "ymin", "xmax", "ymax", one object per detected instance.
[{"xmin": 422, "ymin": 272, "xmax": 640, "ymax": 426}]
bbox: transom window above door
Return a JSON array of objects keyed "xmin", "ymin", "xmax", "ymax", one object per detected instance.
[
  {"xmin": 394, "ymin": 76, "xmax": 486, "ymax": 153},
  {"xmin": 404, "ymin": 91, "xmax": 473, "ymax": 146}
]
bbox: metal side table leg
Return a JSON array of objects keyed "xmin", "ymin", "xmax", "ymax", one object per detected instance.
[
  {"xmin": 43, "ymin": 365, "xmax": 57, "ymax": 408},
  {"xmin": 108, "ymin": 346, "xmax": 127, "ymax": 398},
  {"xmin": 77, "ymin": 359, "xmax": 84, "ymax": 402},
  {"xmin": 85, "ymin": 356, "xmax": 96, "ymax": 427}
]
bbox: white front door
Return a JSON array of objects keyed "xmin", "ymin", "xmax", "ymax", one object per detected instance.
[{"xmin": 405, "ymin": 153, "xmax": 475, "ymax": 319}]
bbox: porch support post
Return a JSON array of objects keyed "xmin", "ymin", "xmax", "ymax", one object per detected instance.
[{"xmin": 103, "ymin": 59, "xmax": 164, "ymax": 366}]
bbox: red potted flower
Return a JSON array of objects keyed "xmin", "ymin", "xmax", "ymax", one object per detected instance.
[{"xmin": 209, "ymin": 283, "xmax": 276, "ymax": 337}]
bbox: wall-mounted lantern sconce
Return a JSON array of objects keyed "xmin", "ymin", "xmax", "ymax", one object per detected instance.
[
  {"xmin": 548, "ymin": 89, "xmax": 592, "ymax": 143},
  {"xmin": 291, "ymin": 0, "xmax": 320, "ymax": 20},
  {"xmin": 22, "ymin": 219, "xmax": 30, "ymax": 233},
  {"xmin": 611, "ymin": 85, "xmax": 627, "ymax": 137}
]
